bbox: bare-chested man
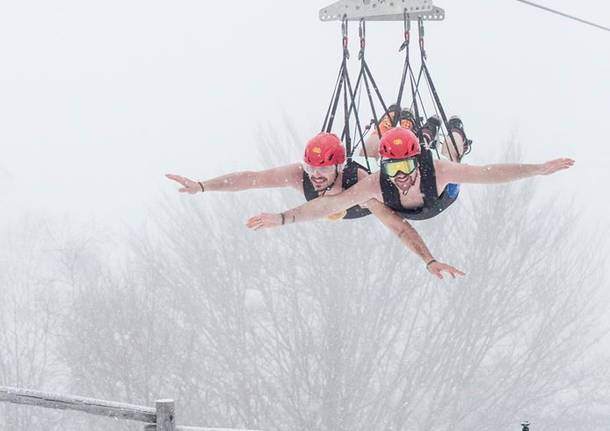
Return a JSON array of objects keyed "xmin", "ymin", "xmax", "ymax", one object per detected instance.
[
  {"xmin": 167, "ymin": 132, "xmax": 464, "ymax": 279},
  {"xmin": 246, "ymin": 127, "xmax": 574, "ymax": 230}
]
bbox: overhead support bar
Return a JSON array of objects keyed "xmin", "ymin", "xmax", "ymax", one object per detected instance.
[{"xmin": 320, "ymin": 0, "xmax": 445, "ymax": 22}]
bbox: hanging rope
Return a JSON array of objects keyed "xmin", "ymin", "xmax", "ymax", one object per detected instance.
[
  {"xmin": 321, "ymin": 16, "xmax": 374, "ymax": 172},
  {"xmin": 323, "ymin": 13, "xmax": 469, "ymax": 169},
  {"xmin": 416, "ymin": 17, "xmax": 462, "ymax": 162},
  {"xmin": 321, "ymin": 16, "xmax": 350, "ymax": 134}
]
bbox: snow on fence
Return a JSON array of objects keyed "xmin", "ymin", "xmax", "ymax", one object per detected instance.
[{"xmin": 0, "ymin": 386, "xmax": 260, "ymax": 431}]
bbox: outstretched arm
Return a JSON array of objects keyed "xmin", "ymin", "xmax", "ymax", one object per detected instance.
[
  {"xmin": 166, "ymin": 163, "xmax": 303, "ymax": 194},
  {"xmin": 436, "ymin": 158, "xmax": 575, "ymax": 185},
  {"xmin": 247, "ymin": 174, "xmax": 379, "ymax": 230},
  {"xmin": 366, "ymin": 199, "xmax": 465, "ymax": 279}
]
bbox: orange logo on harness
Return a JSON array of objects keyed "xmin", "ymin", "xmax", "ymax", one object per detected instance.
[{"xmin": 327, "ymin": 210, "xmax": 348, "ymax": 221}]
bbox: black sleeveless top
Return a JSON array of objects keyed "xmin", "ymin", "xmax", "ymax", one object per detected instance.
[
  {"xmin": 302, "ymin": 161, "xmax": 372, "ymax": 220},
  {"xmin": 380, "ymin": 149, "xmax": 459, "ymax": 221}
]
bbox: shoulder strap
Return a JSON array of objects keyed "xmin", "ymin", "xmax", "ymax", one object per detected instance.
[
  {"xmin": 302, "ymin": 172, "xmax": 319, "ymax": 202},
  {"xmin": 380, "ymin": 150, "xmax": 447, "ymax": 219},
  {"xmin": 418, "ymin": 149, "xmax": 439, "ymax": 208},
  {"xmin": 342, "ymin": 160, "xmax": 365, "ymax": 190},
  {"xmin": 341, "ymin": 161, "xmax": 372, "ymax": 220},
  {"xmin": 380, "ymin": 173, "xmax": 403, "ymax": 211}
]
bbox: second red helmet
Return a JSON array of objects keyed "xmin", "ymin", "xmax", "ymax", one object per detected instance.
[
  {"xmin": 379, "ymin": 127, "xmax": 421, "ymax": 159},
  {"xmin": 304, "ymin": 133, "xmax": 346, "ymax": 167}
]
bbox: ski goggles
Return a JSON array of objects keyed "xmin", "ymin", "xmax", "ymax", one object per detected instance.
[
  {"xmin": 381, "ymin": 158, "xmax": 418, "ymax": 177},
  {"xmin": 302, "ymin": 163, "xmax": 337, "ymax": 176}
]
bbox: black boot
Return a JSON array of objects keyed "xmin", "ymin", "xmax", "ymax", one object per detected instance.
[
  {"xmin": 420, "ymin": 115, "xmax": 441, "ymax": 146},
  {"xmin": 448, "ymin": 116, "xmax": 466, "ymax": 140},
  {"xmin": 447, "ymin": 115, "xmax": 472, "ymax": 156}
]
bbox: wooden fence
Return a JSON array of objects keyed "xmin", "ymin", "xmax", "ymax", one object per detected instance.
[{"xmin": 0, "ymin": 386, "xmax": 260, "ymax": 431}]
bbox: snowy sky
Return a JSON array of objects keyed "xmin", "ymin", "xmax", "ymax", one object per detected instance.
[{"xmin": 0, "ymin": 0, "xmax": 609, "ymax": 229}]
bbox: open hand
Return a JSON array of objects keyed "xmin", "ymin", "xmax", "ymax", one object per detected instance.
[
  {"xmin": 166, "ymin": 174, "xmax": 203, "ymax": 194},
  {"xmin": 539, "ymin": 158, "xmax": 575, "ymax": 176},
  {"xmin": 247, "ymin": 213, "xmax": 283, "ymax": 231},
  {"xmin": 427, "ymin": 261, "xmax": 466, "ymax": 280}
]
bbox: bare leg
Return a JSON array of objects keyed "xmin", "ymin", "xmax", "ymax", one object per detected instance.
[
  {"xmin": 441, "ymin": 116, "xmax": 470, "ymax": 163},
  {"xmin": 441, "ymin": 130, "xmax": 466, "ymax": 162},
  {"xmin": 360, "ymin": 133, "xmax": 381, "ymax": 158}
]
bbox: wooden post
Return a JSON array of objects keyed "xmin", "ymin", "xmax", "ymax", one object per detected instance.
[{"xmin": 156, "ymin": 399, "xmax": 176, "ymax": 431}]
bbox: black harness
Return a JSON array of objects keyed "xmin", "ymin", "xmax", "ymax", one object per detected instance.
[
  {"xmin": 303, "ymin": 161, "xmax": 372, "ymax": 220},
  {"xmin": 380, "ymin": 149, "xmax": 459, "ymax": 221}
]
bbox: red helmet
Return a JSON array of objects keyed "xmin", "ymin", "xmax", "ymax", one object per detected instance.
[
  {"xmin": 379, "ymin": 127, "xmax": 421, "ymax": 159},
  {"xmin": 303, "ymin": 133, "xmax": 346, "ymax": 167}
]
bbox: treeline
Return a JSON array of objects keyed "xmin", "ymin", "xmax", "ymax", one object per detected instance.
[{"xmin": 1, "ymin": 143, "xmax": 609, "ymax": 431}]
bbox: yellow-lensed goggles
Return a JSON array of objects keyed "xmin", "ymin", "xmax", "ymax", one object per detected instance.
[{"xmin": 381, "ymin": 158, "xmax": 418, "ymax": 177}]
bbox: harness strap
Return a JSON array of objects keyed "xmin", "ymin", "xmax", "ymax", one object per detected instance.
[
  {"xmin": 302, "ymin": 161, "xmax": 371, "ymax": 220},
  {"xmin": 416, "ymin": 18, "xmax": 461, "ymax": 161},
  {"xmin": 380, "ymin": 155, "xmax": 459, "ymax": 221},
  {"xmin": 322, "ymin": 16, "xmax": 350, "ymax": 134}
]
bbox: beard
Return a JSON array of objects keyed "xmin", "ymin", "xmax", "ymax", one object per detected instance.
[
  {"xmin": 393, "ymin": 172, "xmax": 418, "ymax": 195},
  {"xmin": 311, "ymin": 176, "xmax": 331, "ymax": 191}
]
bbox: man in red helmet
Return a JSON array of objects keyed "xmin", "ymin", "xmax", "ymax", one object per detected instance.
[
  {"xmin": 247, "ymin": 127, "xmax": 575, "ymax": 228},
  {"xmin": 167, "ymin": 132, "xmax": 464, "ymax": 279}
]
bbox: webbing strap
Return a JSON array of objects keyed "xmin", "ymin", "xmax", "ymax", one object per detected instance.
[
  {"xmin": 362, "ymin": 61, "xmax": 391, "ymax": 133},
  {"xmin": 342, "ymin": 72, "xmax": 352, "ymax": 156},
  {"xmin": 322, "ymin": 17, "xmax": 351, "ymax": 133},
  {"xmin": 322, "ymin": 64, "xmax": 346, "ymax": 133},
  {"xmin": 416, "ymin": 18, "xmax": 461, "ymax": 162},
  {"xmin": 343, "ymin": 63, "xmax": 371, "ymax": 171},
  {"xmin": 395, "ymin": 10, "xmax": 412, "ymax": 126}
]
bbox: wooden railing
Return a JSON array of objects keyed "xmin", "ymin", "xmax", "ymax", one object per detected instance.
[{"xmin": 0, "ymin": 386, "xmax": 260, "ymax": 431}]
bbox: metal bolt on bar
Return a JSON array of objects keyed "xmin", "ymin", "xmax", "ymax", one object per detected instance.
[{"xmin": 320, "ymin": 0, "xmax": 445, "ymax": 22}]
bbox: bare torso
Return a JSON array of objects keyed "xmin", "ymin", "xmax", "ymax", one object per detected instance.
[{"xmin": 367, "ymin": 160, "xmax": 452, "ymax": 210}]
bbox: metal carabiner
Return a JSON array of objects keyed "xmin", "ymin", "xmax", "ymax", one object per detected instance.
[
  {"xmin": 342, "ymin": 15, "xmax": 350, "ymax": 59},
  {"xmin": 418, "ymin": 17, "xmax": 427, "ymax": 59},
  {"xmin": 399, "ymin": 10, "xmax": 411, "ymax": 52},
  {"xmin": 358, "ymin": 18, "xmax": 366, "ymax": 60}
]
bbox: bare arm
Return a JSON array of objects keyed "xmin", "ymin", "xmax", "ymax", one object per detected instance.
[
  {"xmin": 435, "ymin": 158, "xmax": 575, "ymax": 185},
  {"xmin": 166, "ymin": 163, "xmax": 303, "ymax": 194},
  {"xmin": 246, "ymin": 173, "xmax": 379, "ymax": 229},
  {"xmin": 366, "ymin": 199, "xmax": 465, "ymax": 279},
  {"xmin": 276, "ymin": 174, "xmax": 379, "ymax": 225},
  {"xmin": 367, "ymin": 199, "xmax": 433, "ymax": 263}
]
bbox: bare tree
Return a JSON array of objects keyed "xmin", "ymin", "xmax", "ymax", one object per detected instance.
[
  {"xmin": 0, "ymin": 217, "xmax": 65, "ymax": 430},
  {"xmin": 60, "ymin": 135, "xmax": 610, "ymax": 431}
]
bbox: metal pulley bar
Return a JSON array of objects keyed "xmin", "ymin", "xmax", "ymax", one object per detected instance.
[{"xmin": 320, "ymin": 0, "xmax": 445, "ymax": 22}]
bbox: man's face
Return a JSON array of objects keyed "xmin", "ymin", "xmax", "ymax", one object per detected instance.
[
  {"xmin": 380, "ymin": 111, "xmax": 396, "ymax": 131},
  {"xmin": 303, "ymin": 164, "xmax": 338, "ymax": 191},
  {"xmin": 399, "ymin": 118, "xmax": 414, "ymax": 130},
  {"xmin": 381, "ymin": 158, "xmax": 419, "ymax": 192},
  {"xmin": 391, "ymin": 170, "xmax": 418, "ymax": 191}
]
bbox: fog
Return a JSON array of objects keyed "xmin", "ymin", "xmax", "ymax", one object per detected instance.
[
  {"xmin": 1, "ymin": 0, "xmax": 609, "ymax": 223},
  {"xmin": 1, "ymin": 0, "xmax": 609, "ymax": 430}
]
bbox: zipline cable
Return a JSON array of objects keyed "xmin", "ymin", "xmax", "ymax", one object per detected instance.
[{"xmin": 514, "ymin": 0, "xmax": 610, "ymax": 33}]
